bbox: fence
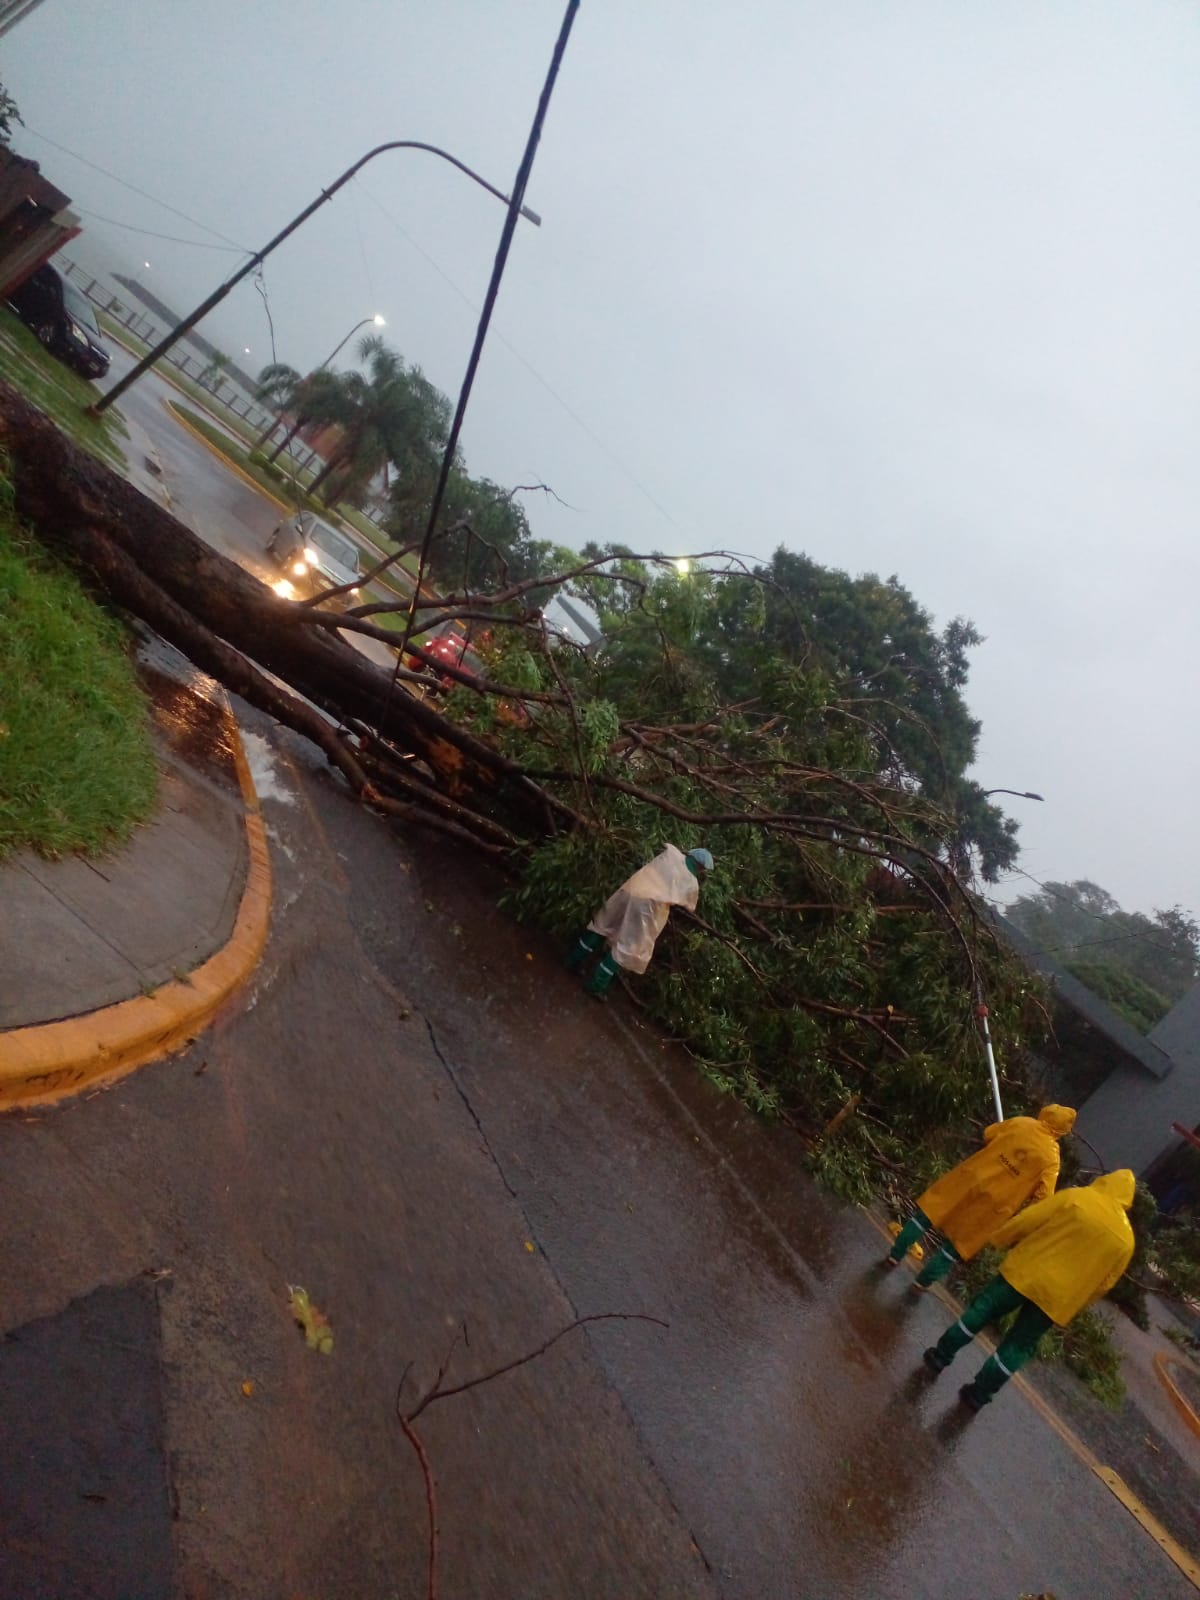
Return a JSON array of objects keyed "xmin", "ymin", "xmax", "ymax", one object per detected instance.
[{"xmin": 57, "ymin": 256, "xmax": 390, "ymax": 532}]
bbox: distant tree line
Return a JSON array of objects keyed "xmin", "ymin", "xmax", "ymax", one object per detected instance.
[{"xmin": 1007, "ymin": 878, "xmax": 1199, "ymax": 1031}]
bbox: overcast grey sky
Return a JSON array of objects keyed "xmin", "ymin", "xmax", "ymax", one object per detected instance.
[{"xmin": 6, "ymin": 0, "xmax": 1198, "ymax": 918}]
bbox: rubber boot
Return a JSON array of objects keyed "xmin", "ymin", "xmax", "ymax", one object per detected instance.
[
  {"xmin": 930, "ymin": 1314, "xmax": 976, "ymax": 1370},
  {"xmin": 959, "ymin": 1381, "xmax": 990, "ymax": 1412},
  {"xmin": 965, "ymin": 1355, "xmax": 1009, "ymax": 1404},
  {"xmin": 584, "ymin": 951, "xmax": 620, "ymax": 999},
  {"xmin": 566, "ymin": 929, "xmax": 605, "ymax": 971}
]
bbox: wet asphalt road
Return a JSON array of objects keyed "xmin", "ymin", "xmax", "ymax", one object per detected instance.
[
  {"xmin": 0, "ymin": 712, "xmax": 1195, "ymax": 1599},
  {"xmin": 105, "ymin": 345, "xmax": 399, "ymax": 671}
]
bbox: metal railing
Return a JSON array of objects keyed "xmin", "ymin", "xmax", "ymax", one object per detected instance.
[{"xmin": 56, "ymin": 257, "xmax": 391, "ymax": 531}]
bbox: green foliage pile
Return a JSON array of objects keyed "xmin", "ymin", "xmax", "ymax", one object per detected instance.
[
  {"xmin": 0, "ymin": 455, "xmax": 157, "ymax": 857},
  {"xmin": 1151, "ymin": 1217, "xmax": 1200, "ymax": 1305},
  {"xmin": 483, "ymin": 555, "xmax": 1047, "ymax": 1203}
]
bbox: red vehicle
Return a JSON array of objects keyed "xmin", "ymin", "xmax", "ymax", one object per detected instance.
[
  {"xmin": 404, "ymin": 629, "xmax": 529, "ymax": 726},
  {"xmin": 403, "ymin": 630, "xmax": 481, "ymax": 684}
]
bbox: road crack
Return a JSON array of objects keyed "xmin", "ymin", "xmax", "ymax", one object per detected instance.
[{"xmin": 421, "ymin": 1014, "xmax": 517, "ymax": 1198}]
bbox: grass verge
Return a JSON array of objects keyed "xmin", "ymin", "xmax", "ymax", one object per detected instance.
[
  {"xmin": 0, "ymin": 309, "xmax": 127, "ymax": 468},
  {"xmin": 0, "ymin": 458, "xmax": 157, "ymax": 858},
  {"xmin": 169, "ymin": 401, "xmax": 319, "ymax": 513}
]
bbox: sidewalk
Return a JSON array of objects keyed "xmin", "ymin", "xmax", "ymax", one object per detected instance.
[{"xmin": 0, "ymin": 637, "xmax": 269, "ymax": 1105}]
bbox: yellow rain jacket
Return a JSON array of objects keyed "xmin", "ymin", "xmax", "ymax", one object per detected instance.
[
  {"xmin": 588, "ymin": 845, "xmax": 699, "ymax": 974},
  {"xmin": 916, "ymin": 1106, "xmax": 1075, "ymax": 1261},
  {"xmin": 991, "ymin": 1170, "xmax": 1136, "ymax": 1325}
]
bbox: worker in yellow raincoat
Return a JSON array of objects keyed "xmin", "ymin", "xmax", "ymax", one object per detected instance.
[
  {"xmin": 924, "ymin": 1169, "xmax": 1136, "ymax": 1410},
  {"xmin": 565, "ymin": 845, "xmax": 713, "ymax": 998},
  {"xmin": 886, "ymin": 1105, "xmax": 1076, "ymax": 1287}
]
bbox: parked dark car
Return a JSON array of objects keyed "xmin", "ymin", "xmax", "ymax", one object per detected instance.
[{"xmin": 6, "ymin": 263, "xmax": 110, "ymax": 378}]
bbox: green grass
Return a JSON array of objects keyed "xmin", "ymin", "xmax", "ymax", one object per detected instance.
[
  {"xmin": 97, "ymin": 312, "xmax": 268, "ymax": 447},
  {"xmin": 0, "ymin": 462, "xmax": 157, "ymax": 858},
  {"xmin": 169, "ymin": 401, "xmax": 319, "ymax": 511},
  {"xmin": 0, "ymin": 309, "xmax": 127, "ymax": 468}
]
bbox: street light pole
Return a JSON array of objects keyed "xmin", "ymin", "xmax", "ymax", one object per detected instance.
[
  {"xmin": 256, "ymin": 313, "xmax": 385, "ymax": 453},
  {"xmin": 91, "ymin": 142, "xmax": 541, "ymax": 416},
  {"xmin": 318, "ymin": 312, "xmax": 386, "ymax": 372},
  {"xmin": 983, "ymin": 788, "xmax": 1045, "ymax": 802}
]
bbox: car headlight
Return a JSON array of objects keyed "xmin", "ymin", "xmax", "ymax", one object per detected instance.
[
  {"xmin": 272, "ymin": 578, "xmax": 296, "ymax": 599},
  {"xmin": 292, "ymin": 559, "xmax": 308, "ymax": 576},
  {"xmin": 303, "ymin": 546, "xmax": 318, "ymax": 564},
  {"xmin": 68, "ymin": 321, "xmax": 87, "ymax": 344}
]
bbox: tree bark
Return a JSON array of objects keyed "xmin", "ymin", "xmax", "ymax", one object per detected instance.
[{"xmin": 0, "ymin": 383, "xmax": 542, "ymax": 831}]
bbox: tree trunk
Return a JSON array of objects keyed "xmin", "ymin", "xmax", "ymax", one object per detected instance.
[
  {"xmin": 254, "ymin": 412, "xmax": 283, "ymax": 450},
  {"xmin": 308, "ymin": 442, "xmax": 349, "ymax": 499},
  {"xmin": 267, "ymin": 418, "xmax": 304, "ymax": 463},
  {"xmin": 0, "ymin": 382, "xmax": 542, "ymax": 831}
]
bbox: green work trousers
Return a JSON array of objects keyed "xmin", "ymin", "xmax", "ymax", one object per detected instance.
[
  {"xmin": 888, "ymin": 1207, "xmax": 961, "ymax": 1286},
  {"xmin": 565, "ymin": 929, "xmax": 620, "ymax": 995},
  {"xmin": 933, "ymin": 1273, "xmax": 1053, "ymax": 1398}
]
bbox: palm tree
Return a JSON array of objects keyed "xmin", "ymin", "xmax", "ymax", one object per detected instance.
[
  {"xmin": 305, "ymin": 335, "xmax": 450, "ymax": 505},
  {"xmin": 253, "ymin": 362, "xmax": 303, "ymax": 449},
  {"xmin": 263, "ymin": 368, "xmax": 346, "ymax": 464},
  {"xmin": 198, "ymin": 351, "xmax": 231, "ymax": 396}
]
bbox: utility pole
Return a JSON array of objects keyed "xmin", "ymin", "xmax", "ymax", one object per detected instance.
[{"xmin": 0, "ymin": 0, "xmax": 48, "ymax": 38}]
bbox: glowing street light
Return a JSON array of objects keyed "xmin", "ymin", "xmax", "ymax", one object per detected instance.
[{"xmin": 674, "ymin": 557, "xmax": 691, "ymax": 576}]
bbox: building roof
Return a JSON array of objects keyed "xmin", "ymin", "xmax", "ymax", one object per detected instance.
[
  {"xmin": 1149, "ymin": 980, "xmax": 1200, "ymax": 1069},
  {"xmin": 996, "ymin": 914, "xmax": 1174, "ymax": 1081}
]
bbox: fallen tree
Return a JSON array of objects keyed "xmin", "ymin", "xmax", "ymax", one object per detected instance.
[{"xmin": 0, "ymin": 379, "xmax": 1050, "ymax": 1196}]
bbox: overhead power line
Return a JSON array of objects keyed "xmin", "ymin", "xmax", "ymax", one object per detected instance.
[
  {"xmin": 22, "ymin": 126, "xmax": 251, "ymax": 251},
  {"xmin": 354, "ymin": 178, "xmax": 684, "ymax": 533},
  {"xmin": 77, "ymin": 208, "xmax": 246, "ymax": 254},
  {"xmin": 994, "ymin": 868, "xmax": 1196, "ymax": 963}
]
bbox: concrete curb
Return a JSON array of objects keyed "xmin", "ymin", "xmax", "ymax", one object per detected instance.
[
  {"xmin": 0, "ymin": 701, "xmax": 272, "ymax": 1111},
  {"xmin": 163, "ymin": 396, "xmax": 294, "ymax": 516},
  {"xmin": 1155, "ymin": 1351, "xmax": 1200, "ymax": 1444}
]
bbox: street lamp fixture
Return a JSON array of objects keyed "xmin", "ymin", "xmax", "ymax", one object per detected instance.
[
  {"xmin": 254, "ymin": 311, "xmax": 388, "ymax": 457},
  {"xmin": 318, "ymin": 314, "xmax": 387, "ymax": 372},
  {"xmin": 983, "ymin": 788, "xmax": 1045, "ymax": 802},
  {"xmin": 673, "ymin": 557, "xmax": 691, "ymax": 575},
  {"xmin": 91, "ymin": 140, "xmax": 541, "ymax": 416}
]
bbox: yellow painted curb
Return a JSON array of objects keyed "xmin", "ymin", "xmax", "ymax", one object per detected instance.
[
  {"xmin": 163, "ymin": 397, "xmax": 293, "ymax": 514},
  {"xmin": 1155, "ymin": 1351, "xmax": 1200, "ymax": 1444},
  {"xmin": 864, "ymin": 1207, "xmax": 1200, "ymax": 1590},
  {"xmin": 0, "ymin": 705, "xmax": 272, "ymax": 1110}
]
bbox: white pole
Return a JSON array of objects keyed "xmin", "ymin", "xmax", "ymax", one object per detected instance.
[{"xmin": 976, "ymin": 994, "xmax": 1005, "ymax": 1122}]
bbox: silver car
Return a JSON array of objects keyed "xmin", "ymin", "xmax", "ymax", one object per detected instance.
[{"xmin": 267, "ymin": 513, "xmax": 363, "ymax": 608}]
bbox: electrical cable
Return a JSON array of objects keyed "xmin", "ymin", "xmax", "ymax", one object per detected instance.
[
  {"xmin": 354, "ymin": 177, "xmax": 685, "ymax": 534},
  {"xmin": 991, "ymin": 868, "xmax": 1196, "ymax": 962},
  {"xmin": 21, "ymin": 126, "xmax": 250, "ymax": 250},
  {"xmin": 253, "ymin": 268, "xmax": 278, "ymax": 368},
  {"xmin": 348, "ymin": 180, "xmax": 377, "ymax": 308},
  {"xmin": 76, "ymin": 209, "xmax": 246, "ymax": 253}
]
